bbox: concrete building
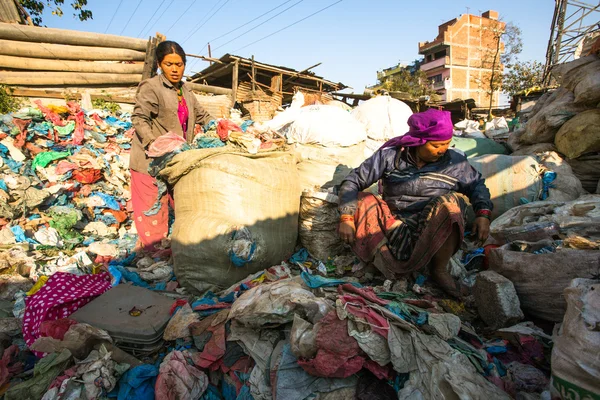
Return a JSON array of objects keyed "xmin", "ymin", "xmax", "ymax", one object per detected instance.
[{"xmin": 418, "ymin": 10, "xmax": 505, "ymax": 107}]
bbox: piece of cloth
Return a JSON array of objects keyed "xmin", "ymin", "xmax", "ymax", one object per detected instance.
[
  {"xmin": 146, "ymin": 131, "xmax": 188, "ymax": 158},
  {"xmin": 178, "ymin": 96, "xmax": 189, "ymax": 136},
  {"xmin": 131, "ymin": 74, "xmax": 214, "ymax": 174},
  {"xmin": 339, "ymin": 145, "xmax": 492, "ymax": 216},
  {"xmin": 351, "ymin": 192, "xmax": 467, "ymax": 278},
  {"xmin": 39, "ymin": 318, "xmax": 78, "ymax": 341},
  {"xmin": 297, "ymin": 311, "xmax": 365, "ymax": 378},
  {"xmin": 130, "ymin": 169, "xmax": 172, "ymax": 251},
  {"xmin": 22, "ymin": 272, "xmax": 112, "ymax": 350},
  {"xmin": 117, "ymin": 364, "xmax": 159, "ymax": 400},
  {"xmin": 0, "ymin": 345, "xmax": 24, "ymax": 388},
  {"xmin": 4, "ymin": 349, "xmax": 73, "ymax": 400},
  {"xmin": 382, "ymin": 109, "xmax": 453, "ymax": 148},
  {"xmin": 192, "ymin": 323, "xmax": 226, "ymax": 369},
  {"xmin": 275, "ymin": 343, "xmax": 358, "ymax": 400},
  {"xmin": 155, "ymin": 350, "xmax": 208, "ymax": 400}
]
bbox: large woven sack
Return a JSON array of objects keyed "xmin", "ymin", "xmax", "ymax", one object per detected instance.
[
  {"xmin": 566, "ymin": 153, "xmax": 600, "ymax": 193},
  {"xmin": 490, "ymin": 195, "xmax": 600, "ymax": 244},
  {"xmin": 552, "ymin": 54, "xmax": 600, "ymax": 105},
  {"xmin": 298, "ymin": 190, "xmax": 343, "ymax": 261},
  {"xmin": 351, "ymin": 96, "xmax": 412, "ymax": 141},
  {"xmin": 551, "ymin": 279, "xmax": 600, "ymax": 399},
  {"xmin": 163, "ymin": 149, "xmax": 300, "ymax": 295},
  {"xmin": 450, "ymin": 136, "xmax": 508, "ymax": 158},
  {"xmin": 537, "ymin": 151, "xmax": 586, "ymax": 202},
  {"xmin": 294, "ymin": 142, "xmax": 366, "ymax": 190},
  {"xmin": 468, "ymin": 155, "xmax": 542, "ymax": 219},
  {"xmin": 519, "ymin": 88, "xmax": 585, "ymax": 145},
  {"xmin": 285, "ymin": 105, "xmax": 367, "ymax": 147},
  {"xmin": 555, "ymin": 109, "xmax": 600, "ymax": 159},
  {"xmin": 489, "ymin": 248, "xmax": 600, "ymax": 322}
]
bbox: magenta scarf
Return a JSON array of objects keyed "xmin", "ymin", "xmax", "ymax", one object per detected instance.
[
  {"xmin": 381, "ymin": 108, "xmax": 453, "ymax": 148},
  {"xmin": 177, "ymin": 96, "xmax": 189, "ymax": 139}
]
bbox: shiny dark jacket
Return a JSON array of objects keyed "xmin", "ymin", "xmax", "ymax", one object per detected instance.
[{"xmin": 339, "ymin": 147, "xmax": 493, "ymax": 216}]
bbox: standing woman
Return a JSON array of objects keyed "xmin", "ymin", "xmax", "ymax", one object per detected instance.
[{"xmin": 131, "ymin": 40, "xmax": 214, "ymax": 251}]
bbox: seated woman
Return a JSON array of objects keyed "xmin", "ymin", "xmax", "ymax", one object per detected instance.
[{"xmin": 338, "ymin": 109, "xmax": 492, "ymax": 297}]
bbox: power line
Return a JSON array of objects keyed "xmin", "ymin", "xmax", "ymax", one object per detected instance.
[
  {"xmin": 209, "ymin": 0, "xmax": 296, "ymax": 44},
  {"xmin": 164, "ymin": 0, "xmax": 200, "ymax": 35},
  {"xmin": 104, "ymin": 0, "xmax": 124, "ymax": 33},
  {"xmin": 119, "ymin": 0, "xmax": 144, "ymax": 36},
  {"xmin": 140, "ymin": 0, "xmax": 176, "ymax": 39},
  {"xmin": 182, "ymin": 0, "xmax": 232, "ymax": 44},
  {"xmin": 212, "ymin": 0, "xmax": 303, "ymax": 52},
  {"xmin": 136, "ymin": 0, "xmax": 168, "ymax": 38},
  {"xmin": 233, "ymin": 0, "xmax": 342, "ymax": 53}
]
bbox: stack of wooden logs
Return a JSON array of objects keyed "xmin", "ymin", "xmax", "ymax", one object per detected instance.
[{"xmin": 0, "ymin": 22, "xmax": 151, "ymax": 86}]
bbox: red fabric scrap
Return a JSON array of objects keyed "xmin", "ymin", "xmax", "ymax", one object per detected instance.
[
  {"xmin": 364, "ymin": 360, "xmax": 390, "ymax": 380},
  {"xmin": 216, "ymin": 119, "xmax": 242, "ymax": 142},
  {"xmin": 340, "ymin": 294, "xmax": 390, "ymax": 338},
  {"xmin": 0, "ymin": 345, "xmax": 24, "ymax": 388},
  {"xmin": 66, "ymin": 101, "xmax": 81, "ymax": 115},
  {"xmin": 296, "ymin": 310, "xmax": 365, "ymax": 378},
  {"xmin": 0, "ymin": 133, "xmax": 6, "ymax": 141},
  {"xmin": 39, "ymin": 318, "xmax": 78, "ymax": 340},
  {"xmin": 55, "ymin": 160, "xmax": 78, "ymax": 175},
  {"xmin": 71, "ymin": 111, "xmax": 85, "ymax": 145},
  {"xmin": 73, "ymin": 168, "xmax": 102, "ymax": 184},
  {"xmin": 146, "ymin": 132, "xmax": 187, "ymax": 158},
  {"xmin": 24, "ymin": 142, "xmax": 44, "ymax": 156},
  {"xmin": 34, "ymin": 100, "xmax": 65, "ymax": 126},
  {"xmin": 22, "ymin": 272, "xmax": 112, "ymax": 354},
  {"xmin": 103, "ymin": 209, "xmax": 128, "ymax": 226},
  {"xmin": 169, "ymin": 299, "xmax": 188, "ymax": 316},
  {"xmin": 192, "ymin": 303, "xmax": 231, "ymax": 313},
  {"xmin": 338, "ymin": 284, "xmax": 389, "ymax": 306},
  {"xmin": 11, "ymin": 118, "xmax": 29, "ymax": 148},
  {"xmin": 192, "ymin": 323, "xmax": 226, "ymax": 369}
]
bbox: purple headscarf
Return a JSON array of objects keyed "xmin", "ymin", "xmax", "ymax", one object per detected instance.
[{"xmin": 381, "ymin": 108, "xmax": 453, "ymax": 149}]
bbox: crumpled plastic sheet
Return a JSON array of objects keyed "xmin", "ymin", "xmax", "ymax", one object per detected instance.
[
  {"xmin": 155, "ymin": 350, "xmax": 209, "ymax": 400},
  {"xmin": 116, "ymin": 364, "xmax": 159, "ymax": 400}
]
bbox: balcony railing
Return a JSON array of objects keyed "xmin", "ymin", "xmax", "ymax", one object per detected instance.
[{"xmin": 420, "ymin": 56, "xmax": 450, "ymax": 72}]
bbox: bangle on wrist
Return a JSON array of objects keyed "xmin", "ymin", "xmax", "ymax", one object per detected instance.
[{"xmin": 340, "ymin": 215, "xmax": 354, "ymax": 223}]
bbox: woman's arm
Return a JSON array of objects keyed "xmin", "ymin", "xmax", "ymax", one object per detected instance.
[
  {"xmin": 132, "ymin": 80, "xmax": 160, "ymax": 148},
  {"xmin": 457, "ymin": 163, "xmax": 493, "ymax": 214},
  {"xmin": 338, "ymin": 148, "xmax": 395, "ymax": 216}
]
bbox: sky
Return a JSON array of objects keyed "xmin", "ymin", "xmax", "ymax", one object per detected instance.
[{"xmin": 38, "ymin": 0, "xmax": 555, "ymax": 93}]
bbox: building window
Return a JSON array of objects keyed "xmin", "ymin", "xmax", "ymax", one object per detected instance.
[
  {"xmin": 431, "ymin": 74, "xmax": 443, "ymax": 83},
  {"xmin": 434, "ymin": 50, "xmax": 446, "ymax": 60}
]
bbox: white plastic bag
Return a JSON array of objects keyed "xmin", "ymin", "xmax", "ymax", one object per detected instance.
[
  {"xmin": 285, "ymin": 105, "xmax": 367, "ymax": 147},
  {"xmin": 351, "ymin": 95, "xmax": 413, "ymax": 141}
]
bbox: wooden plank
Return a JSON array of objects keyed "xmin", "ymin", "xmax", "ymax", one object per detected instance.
[
  {"xmin": 0, "ymin": 39, "xmax": 146, "ymax": 61},
  {"xmin": 0, "ymin": 0, "xmax": 21, "ymax": 23},
  {"xmin": 282, "ymin": 62, "xmax": 322, "ymax": 85},
  {"xmin": 10, "ymin": 87, "xmax": 137, "ymax": 103},
  {"xmin": 185, "ymin": 82, "xmax": 233, "ymax": 96},
  {"xmin": 142, "ymin": 37, "xmax": 158, "ymax": 80},
  {"xmin": 0, "ymin": 22, "xmax": 148, "ymax": 51},
  {"xmin": 251, "ymin": 55, "xmax": 256, "ymax": 93},
  {"xmin": 0, "ymin": 55, "xmax": 143, "ymax": 73},
  {"xmin": 232, "ymin": 59, "xmax": 239, "ymax": 104},
  {"xmin": 185, "ymin": 53, "xmax": 224, "ymax": 64},
  {"xmin": 0, "ymin": 71, "xmax": 143, "ymax": 86}
]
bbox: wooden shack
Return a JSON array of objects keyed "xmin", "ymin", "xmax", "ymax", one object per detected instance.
[{"xmin": 189, "ymin": 54, "xmax": 346, "ymax": 122}]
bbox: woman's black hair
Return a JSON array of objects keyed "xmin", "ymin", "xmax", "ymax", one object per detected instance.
[{"xmin": 156, "ymin": 41, "xmax": 187, "ymax": 65}]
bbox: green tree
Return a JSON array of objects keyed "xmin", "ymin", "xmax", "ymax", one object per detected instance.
[
  {"xmin": 378, "ymin": 69, "xmax": 439, "ymax": 100},
  {"xmin": 19, "ymin": 0, "xmax": 92, "ymax": 26},
  {"xmin": 502, "ymin": 60, "xmax": 544, "ymax": 96},
  {"xmin": 479, "ymin": 20, "xmax": 522, "ymax": 120}
]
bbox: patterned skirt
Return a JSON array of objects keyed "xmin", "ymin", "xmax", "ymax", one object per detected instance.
[{"xmin": 351, "ymin": 192, "xmax": 468, "ymax": 276}]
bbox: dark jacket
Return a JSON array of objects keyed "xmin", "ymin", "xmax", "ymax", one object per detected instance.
[
  {"xmin": 339, "ymin": 147, "xmax": 493, "ymax": 216},
  {"xmin": 130, "ymin": 74, "xmax": 214, "ymax": 174}
]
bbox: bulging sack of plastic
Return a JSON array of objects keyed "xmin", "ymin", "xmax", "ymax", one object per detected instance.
[
  {"xmin": 261, "ymin": 91, "xmax": 305, "ymax": 132},
  {"xmin": 555, "ymin": 109, "xmax": 600, "ymax": 159},
  {"xmin": 299, "ymin": 190, "xmax": 343, "ymax": 261},
  {"xmin": 285, "ymin": 105, "xmax": 367, "ymax": 147},
  {"xmin": 537, "ymin": 151, "xmax": 586, "ymax": 202},
  {"xmin": 552, "ymin": 54, "xmax": 600, "ymax": 106},
  {"xmin": 490, "ymin": 196, "xmax": 600, "ymax": 244},
  {"xmin": 489, "ymin": 246, "xmax": 600, "ymax": 322},
  {"xmin": 484, "ymin": 117, "xmax": 510, "ymax": 138},
  {"xmin": 161, "ymin": 150, "xmax": 300, "ymax": 295},
  {"xmin": 351, "ymin": 96, "xmax": 413, "ymax": 141},
  {"xmin": 551, "ymin": 278, "xmax": 600, "ymax": 399},
  {"xmin": 294, "ymin": 142, "xmax": 366, "ymax": 190},
  {"xmin": 469, "ymin": 155, "xmax": 542, "ymax": 219},
  {"xmin": 567, "ymin": 153, "xmax": 600, "ymax": 193},
  {"xmin": 519, "ymin": 88, "xmax": 586, "ymax": 145}
]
